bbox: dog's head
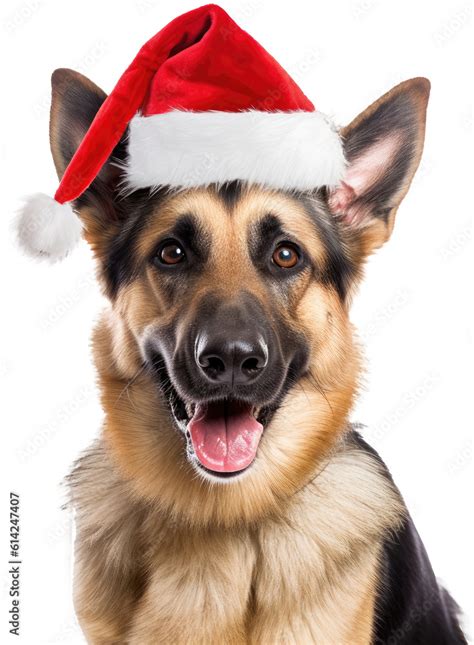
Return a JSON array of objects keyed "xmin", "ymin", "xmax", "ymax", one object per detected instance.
[{"xmin": 50, "ymin": 70, "xmax": 429, "ymax": 523}]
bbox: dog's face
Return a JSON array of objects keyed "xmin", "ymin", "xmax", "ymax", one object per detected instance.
[
  {"xmin": 106, "ymin": 185, "xmax": 356, "ymax": 482},
  {"xmin": 50, "ymin": 70, "xmax": 429, "ymax": 521}
]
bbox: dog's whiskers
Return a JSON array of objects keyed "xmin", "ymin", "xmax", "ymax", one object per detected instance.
[
  {"xmin": 113, "ymin": 363, "xmax": 147, "ymax": 409},
  {"xmin": 305, "ymin": 369, "xmax": 333, "ymax": 415}
]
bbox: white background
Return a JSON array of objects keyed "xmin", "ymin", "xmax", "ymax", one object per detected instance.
[{"xmin": 0, "ymin": 0, "xmax": 471, "ymax": 643}]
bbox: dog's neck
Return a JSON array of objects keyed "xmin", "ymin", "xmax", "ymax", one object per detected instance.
[
  {"xmin": 70, "ymin": 423, "xmax": 404, "ymax": 643},
  {"xmin": 70, "ymin": 428, "xmax": 404, "ymax": 587}
]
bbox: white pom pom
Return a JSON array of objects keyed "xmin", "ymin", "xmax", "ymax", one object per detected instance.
[{"xmin": 16, "ymin": 193, "xmax": 82, "ymax": 262}]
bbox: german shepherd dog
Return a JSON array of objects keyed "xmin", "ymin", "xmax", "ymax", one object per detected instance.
[{"xmin": 46, "ymin": 69, "xmax": 466, "ymax": 643}]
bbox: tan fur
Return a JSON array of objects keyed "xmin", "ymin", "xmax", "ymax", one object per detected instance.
[
  {"xmin": 59, "ymin": 78, "xmax": 430, "ymax": 643},
  {"xmin": 76, "ymin": 188, "xmax": 355, "ymax": 532},
  {"xmin": 68, "ymin": 182, "xmax": 387, "ymax": 641},
  {"xmin": 68, "ymin": 185, "xmax": 402, "ymax": 643},
  {"xmin": 71, "ymin": 435, "xmax": 403, "ymax": 643}
]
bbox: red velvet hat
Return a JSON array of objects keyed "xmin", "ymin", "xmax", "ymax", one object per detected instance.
[{"xmin": 17, "ymin": 4, "xmax": 345, "ymax": 261}]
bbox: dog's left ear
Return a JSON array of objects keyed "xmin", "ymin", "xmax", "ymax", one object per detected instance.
[{"xmin": 328, "ymin": 78, "xmax": 430, "ymax": 256}]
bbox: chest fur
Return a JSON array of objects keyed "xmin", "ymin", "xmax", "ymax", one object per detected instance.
[
  {"xmin": 128, "ymin": 517, "xmax": 380, "ymax": 644},
  {"xmin": 71, "ymin": 443, "xmax": 403, "ymax": 644}
]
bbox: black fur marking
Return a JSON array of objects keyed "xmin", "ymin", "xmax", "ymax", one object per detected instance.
[
  {"xmin": 348, "ymin": 431, "xmax": 466, "ymax": 645},
  {"xmin": 249, "ymin": 213, "xmax": 311, "ymax": 290},
  {"xmin": 215, "ymin": 180, "xmax": 243, "ymax": 210},
  {"xmin": 374, "ymin": 518, "xmax": 466, "ymax": 644},
  {"xmin": 298, "ymin": 195, "xmax": 356, "ymax": 300},
  {"xmin": 160, "ymin": 214, "xmax": 211, "ymax": 263},
  {"xmin": 149, "ymin": 213, "xmax": 212, "ymax": 305},
  {"xmin": 249, "ymin": 213, "xmax": 286, "ymax": 262},
  {"xmin": 103, "ymin": 190, "xmax": 168, "ymax": 299}
]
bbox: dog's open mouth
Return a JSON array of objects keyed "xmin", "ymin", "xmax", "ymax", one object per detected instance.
[
  {"xmin": 148, "ymin": 352, "xmax": 272, "ymax": 479},
  {"xmin": 187, "ymin": 400, "xmax": 263, "ymax": 475}
]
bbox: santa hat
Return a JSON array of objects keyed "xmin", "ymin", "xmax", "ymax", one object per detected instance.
[{"xmin": 17, "ymin": 3, "xmax": 345, "ymax": 261}]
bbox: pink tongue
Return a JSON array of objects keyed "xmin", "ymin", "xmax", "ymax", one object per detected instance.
[{"xmin": 188, "ymin": 400, "xmax": 263, "ymax": 473}]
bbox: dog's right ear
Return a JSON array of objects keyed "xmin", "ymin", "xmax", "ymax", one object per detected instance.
[{"xmin": 49, "ymin": 69, "xmax": 127, "ymax": 251}]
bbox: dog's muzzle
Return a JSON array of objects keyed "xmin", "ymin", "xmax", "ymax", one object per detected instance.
[{"xmin": 145, "ymin": 291, "xmax": 307, "ymax": 479}]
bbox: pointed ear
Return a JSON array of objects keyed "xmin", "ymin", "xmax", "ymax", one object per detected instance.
[
  {"xmin": 328, "ymin": 78, "xmax": 430, "ymax": 256},
  {"xmin": 50, "ymin": 68, "xmax": 108, "ymax": 179},
  {"xmin": 49, "ymin": 69, "xmax": 129, "ymax": 254}
]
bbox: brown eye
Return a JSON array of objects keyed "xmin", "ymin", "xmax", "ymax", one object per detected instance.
[
  {"xmin": 159, "ymin": 242, "xmax": 185, "ymax": 265},
  {"xmin": 272, "ymin": 244, "xmax": 299, "ymax": 269}
]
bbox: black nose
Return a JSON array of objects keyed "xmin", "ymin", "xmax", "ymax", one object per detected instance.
[{"xmin": 195, "ymin": 334, "xmax": 269, "ymax": 385}]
